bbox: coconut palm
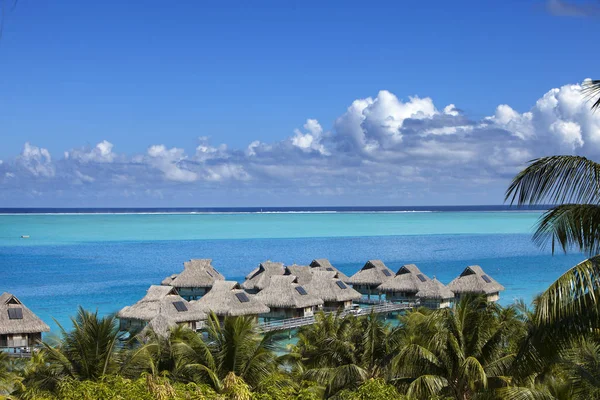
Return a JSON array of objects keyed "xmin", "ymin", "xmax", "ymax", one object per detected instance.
[
  {"xmin": 506, "ymin": 156, "xmax": 600, "ymax": 328},
  {"xmin": 174, "ymin": 312, "xmax": 277, "ymax": 393},
  {"xmin": 38, "ymin": 307, "xmax": 125, "ymax": 383},
  {"xmin": 391, "ymin": 295, "xmax": 522, "ymax": 399},
  {"xmin": 294, "ymin": 311, "xmax": 369, "ymax": 397}
]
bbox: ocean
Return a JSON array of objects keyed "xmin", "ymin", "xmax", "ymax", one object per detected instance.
[{"xmin": 0, "ymin": 206, "xmax": 585, "ymax": 333}]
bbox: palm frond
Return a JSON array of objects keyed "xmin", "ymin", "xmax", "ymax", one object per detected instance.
[
  {"xmin": 532, "ymin": 204, "xmax": 600, "ymax": 255},
  {"xmin": 535, "ymin": 255, "xmax": 600, "ymax": 328},
  {"xmin": 583, "ymin": 79, "xmax": 600, "ymax": 112},
  {"xmin": 505, "ymin": 156, "xmax": 600, "ymax": 206}
]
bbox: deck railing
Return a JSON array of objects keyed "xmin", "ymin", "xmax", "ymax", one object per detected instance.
[{"xmin": 258, "ymin": 302, "xmax": 414, "ymax": 332}]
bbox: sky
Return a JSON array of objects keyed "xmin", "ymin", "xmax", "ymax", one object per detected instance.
[{"xmin": 0, "ymin": 0, "xmax": 599, "ymax": 207}]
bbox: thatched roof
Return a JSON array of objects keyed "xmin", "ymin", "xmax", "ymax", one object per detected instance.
[
  {"xmin": 284, "ymin": 265, "xmax": 314, "ymax": 285},
  {"xmin": 242, "ymin": 261, "xmax": 285, "ymax": 291},
  {"xmin": 416, "ymin": 278, "xmax": 454, "ymax": 300},
  {"xmin": 347, "ymin": 260, "xmax": 395, "ymax": 286},
  {"xmin": 304, "ymin": 271, "xmax": 361, "ymax": 303},
  {"xmin": 309, "ymin": 259, "xmax": 350, "ymax": 282},
  {"xmin": 142, "ymin": 314, "xmax": 178, "ymax": 339},
  {"xmin": 377, "ymin": 264, "xmax": 431, "ymax": 293},
  {"xmin": 162, "ymin": 259, "xmax": 225, "ymax": 288},
  {"xmin": 118, "ymin": 285, "xmax": 206, "ymax": 323},
  {"xmin": 0, "ymin": 293, "xmax": 50, "ymax": 335},
  {"xmin": 192, "ymin": 281, "xmax": 270, "ymax": 317},
  {"xmin": 447, "ymin": 265, "xmax": 505, "ymax": 295},
  {"xmin": 254, "ymin": 275, "xmax": 323, "ymax": 309}
]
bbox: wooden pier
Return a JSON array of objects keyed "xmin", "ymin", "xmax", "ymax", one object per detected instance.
[{"xmin": 258, "ymin": 302, "xmax": 414, "ymax": 333}]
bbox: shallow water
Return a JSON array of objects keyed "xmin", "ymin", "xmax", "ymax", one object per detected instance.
[{"xmin": 0, "ymin": 211, "xmax": 585, "ymax": 333}]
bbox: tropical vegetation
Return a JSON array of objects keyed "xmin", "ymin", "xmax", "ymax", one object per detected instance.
[{"xmin": 0, "ymin": 292, "xmax": 599, "ymax": 399}]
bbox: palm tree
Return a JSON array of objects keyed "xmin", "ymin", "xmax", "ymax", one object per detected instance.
[
  {"xmin": 25, "ymin": 307, "xmax": 126, "ymax": 391},
  {"xmin": 391, "ymin": 295, "xmax": 522, "ymax": 399},
  {"xmin": 505, "ymin": 156, "xmax": 600, "ymax": 328},
  {"xmin": 294, "ymin": 311, "xmax": 368, "ymax": 397},
  {"xmin": 174, "ymin": 312, "xmax": 277, "ymax": 393}
]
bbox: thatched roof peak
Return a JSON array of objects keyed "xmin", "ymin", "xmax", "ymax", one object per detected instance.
[
  {"xmin": 118, "ymin": 285, "xmax": 205, "ymax": 324},
  {"xmin": 255, "ymin": 275, "xmax": 323, "ymax": 309},
  {"xmin": 447, "ymin": 265, "xmax": 505, "ymax": 295},
  {"xmin": 284, "ymin": 265, "xmax": 314, "ymax": 285},
  {"xmin": 0, "ymin": 292, "xmax": 50, "ymax": 335},
  {"xmin": 377, "ymin": 264, "xmax": 431, "ymax": 293},
  {"xmin": 347, "ymin": 260, "xmax": 395, "ymax": 286},
  {"xmin": 193, "ymin": 280, "xmax": 270, "ymax": 317},
  {"xmin": 305, "ymin": 271, "xmax": 361, "ymax": 303},
  {"xmin": 242, "ymin": 261, "xmax": 285, "ymax": 291},
  {"xmin": 416, "ymin": 278, "xmax": 454, "ymax": 300},
  {"xmin": 309, "ymin": 259, "xmax": 350, "ymax": 282},
  {"xmin": 162, "ymin": 259, "xmax": 225, "ymax": 288}
]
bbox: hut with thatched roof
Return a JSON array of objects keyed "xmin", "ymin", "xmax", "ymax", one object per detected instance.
[
  {"xmin": 304, "ymin": 271, "xmax": 361, "ymax": 311},
  {"xmin": 347, "ymin": 260, "xmax": 394, "ymax": 299},
  {"xmin": 416, "ymin": 278, "xmax": 454, "ymax": 309},
  {"xmin": 0, "ymin": 293, "xmax": 49, "ymax": 351},
  {"xmin": 284, "ymin": 264, "xmax": 314, "ymax": 285},
  {"xmin": 447, "ymin": 265, "xmax": 505, "ymax": 302},
  {"xmin": 118, "ymin": 285, "xmax": 206, "ymax": 332},
  {"xmin": 161, "ymin": 259, "xmax": 225, "ymax": 301},
  {"xmin": 254, "ymin": 275, "xmax": 323, "ymax": 319},
  {"xmin": 241, "ymin": 261, "xmax": 285, "ymax": 293},
  {"xmin": 309, "ymin": 259, "xmax": 350, "ymax": 282},
  {"xmin": 377, "ymin": 264, "xmax": 432, "ymax": 303},
  {"xmin": 192, "ymin": 281, "xmax": 270, "ymax": 320}
]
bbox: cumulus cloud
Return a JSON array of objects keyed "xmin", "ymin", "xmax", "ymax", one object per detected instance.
[
  {"xmin": 145, "ymin": 145, "xmax": 198, "ymax": 182},
  {"xmin": 65, "ymin": 140, "xmax": 116, "ymax": 163},
  {"xmin": 16, "ymin": 143, "xmax": 55, "ymax": 177},
  {"xmin": 2, "ymin": 81, "xmax": 600, "ymax": 206}
]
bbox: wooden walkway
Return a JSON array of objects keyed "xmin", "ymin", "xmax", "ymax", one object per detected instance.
[{"xmin": 258, "ymin": 302, "xmax": 414, "ymax": 333}]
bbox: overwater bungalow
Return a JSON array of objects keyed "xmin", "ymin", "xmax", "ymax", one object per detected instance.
[
  {"xmin": 254, "ymin": 275, "xmax": 323, "ymax": 319},
  {"xmin": 0, "ymin": 293, "xmax": 49, "ymax": 352},
  {"xmin": 118, "ymin": 285, "xmax": 205, "ymax": 333},
  {"xmin": 192, "ymin": 281, "xmax": 270, "ymax": 320},
  {"xmin": 284, "ymin": 264, "xmax": 314, "ymax": 285},
  {"xmin": 161, "ymin": 259, "xmax": 225, "ymax": 301},
  {"xmin": 447, "ymin": 265, "xmax": 505, "ymax": 302},
  {"xmin": 347, "ymin": 260, "xmax": 395, "ymax": 299},
  {"xmin": 415, "ymin": 278, "xmax": 454, "ymax": 309},
  {"xmin": 377, "ymin": 264, "xmax": 431, "ymax": 303},
  {"xmin": 309, "ymin": 259, "xmax": 350, "ymax": 282},
  {"xmin": 304, "ymin": 271, "xmax": 361, "ymax": 311},
  {"xmin": 241, "ymin": 261, "xmax": 285, "ymax": 293}
]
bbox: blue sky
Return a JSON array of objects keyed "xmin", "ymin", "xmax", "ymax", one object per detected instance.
[{"xmin": 1, "ymin": 0, "xmax": 599, "ymax": 207}]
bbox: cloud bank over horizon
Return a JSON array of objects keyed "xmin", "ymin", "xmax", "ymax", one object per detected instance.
[{"xmin": 2, "ymin": 81, "xmax": 600, "ymax": 207}]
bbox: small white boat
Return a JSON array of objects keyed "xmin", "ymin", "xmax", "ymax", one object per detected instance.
[{"xmin": 20, "ymin": 235, "xmax": 30, "ymax": 239}]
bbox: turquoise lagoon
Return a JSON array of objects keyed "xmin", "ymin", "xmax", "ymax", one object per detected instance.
[{"xmin": 0, "ymin": 211, "xmax": 585, "ymax": 332}]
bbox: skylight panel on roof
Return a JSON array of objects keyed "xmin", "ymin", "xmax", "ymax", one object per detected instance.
[
  {"xmin": 235, "ymin": 292, "xmax": 250, "ymax": 303},
  {"xmin": 173, "ymin": 301, "xmax": 188, "ymax": 312},
  {"xmin": 481, "ymin": 275, "xmax": 492, "ymax": 283},
  {"xmin": 416, "ymin": 274, "xmax": 426, "ymax": 282},
  {"xmin": 295, "ymin": 286, "xmax": 308, "ymax": 295},
  {"xmin": 336, "ymin": 281, "xmax": 347, "ymax": 289},
  {"xmin": 8, "ymin": 308, "xmax": 23, "ymax": 319},
  {"xmin": 382, "ymin": 270, "xmax": 392, "ymax": 277}
]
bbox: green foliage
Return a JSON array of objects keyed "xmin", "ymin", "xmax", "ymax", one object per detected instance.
[{"xmin": 335, "ymin": 379, "xmax": 404, "ymax": 400}]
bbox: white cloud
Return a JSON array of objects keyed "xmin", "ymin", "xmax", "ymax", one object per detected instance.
[
  {"xmin": 66, "ymin": 140, "xmax": 116, "ymax": 163},
  {"xmin": 17, "ymin": 143, "xmax": 55, "ymax": 177},
  {"xmin": 291, "ymin": 119, "xmax": 329, "ymax": 155},
  {"xmin": 3, "ymin": 81, "xmax": 600, "ymax": 205},
  {"xmin": 146, "ymin": 145, "xmax": 198, "ymax": 182}
]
